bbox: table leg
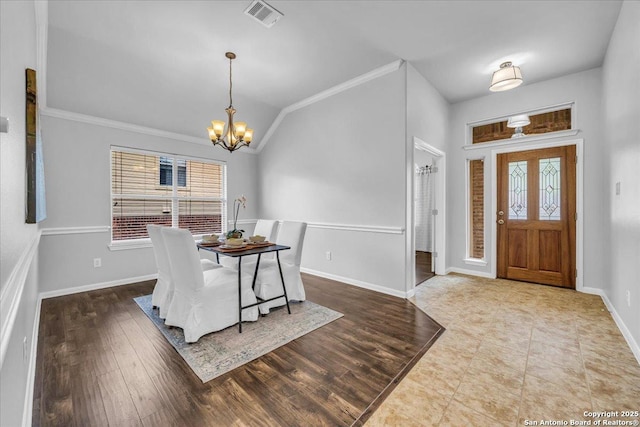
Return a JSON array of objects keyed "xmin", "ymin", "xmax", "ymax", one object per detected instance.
[
  {"xmin": 276, "ymin": 251, "xmax": 291, "ymax": 314},
  {"xmin": 252, "ymin": 253, "xmax": 262, "ymax": 291},
  {"xmin": 238, "ymin": 257, "xmax": 242, "ymax": 333}
]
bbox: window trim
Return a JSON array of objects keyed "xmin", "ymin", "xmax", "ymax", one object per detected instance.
[{"xmin": 109, "ymin": 145, "xmax": 227, "ymax": 246}]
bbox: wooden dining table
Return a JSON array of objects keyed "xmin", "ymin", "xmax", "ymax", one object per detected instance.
[{"xmin": 197, "ymin": 243, "xmax": 292, "ymax": 332}]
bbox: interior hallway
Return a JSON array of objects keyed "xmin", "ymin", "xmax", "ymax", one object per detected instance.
[{"xmin": 368, "ymin": 274, "xmax": 640, "ymax": 426}]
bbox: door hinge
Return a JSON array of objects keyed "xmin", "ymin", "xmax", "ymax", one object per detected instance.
[
  {"xmin": 575, "ymin": 269, "xmax": 578, "ymax": 278},
  {"xmin": 575, "ymin": 212, "xmax": 578, "ymax": 221},
  {"xmin": 575, "ymin": 155, "xmax": 578, "ymax": 164},
  {"xmin": 432, "ymin": 209, "xmax": 438, "ymax": 216}
]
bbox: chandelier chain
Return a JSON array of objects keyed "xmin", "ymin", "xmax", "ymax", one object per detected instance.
[{"xmin": 229, "ymin": 56, "xmax": 233, "ymax": 107}]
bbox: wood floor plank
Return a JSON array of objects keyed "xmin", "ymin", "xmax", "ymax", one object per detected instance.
[
  {"xmin": 33, "ymin": 274, "xmax": 442, "ymax": 426},
  {"xmin": 95, "ymin": 369, "xmax": 142, "ymax": 426},
  {"xmin": 69, "ymin": 370, "xmax": 109, "ymax": 427}
]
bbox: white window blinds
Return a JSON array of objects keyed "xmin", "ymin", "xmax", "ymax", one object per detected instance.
[{"xmin": 111, "ymin": 149, "xmax": 226, "ymax": 241}]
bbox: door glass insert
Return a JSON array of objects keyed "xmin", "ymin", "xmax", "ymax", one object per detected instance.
[
  {"xmin": 508, "ymin": 160, "xmax": 528, "ymax": 219},
  {"xmin": 539, "ymin": 157, "xmax": 561, "ymax": 221}
]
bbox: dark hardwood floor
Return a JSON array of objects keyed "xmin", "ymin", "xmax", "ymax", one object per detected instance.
[
  {"xmin": 416, "ymin": 251, "xmax": 435, "ymax": 285},
  {"xmin": 32, "ymin": 273, "xmax": 443, "ymax": 426}
]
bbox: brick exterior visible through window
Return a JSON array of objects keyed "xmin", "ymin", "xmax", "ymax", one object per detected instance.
[{"xmin": 469, "ymin": 159, "xmax": 484, "ymax": 259}]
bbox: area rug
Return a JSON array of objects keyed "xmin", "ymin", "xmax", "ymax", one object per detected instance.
[{"xmin": 134, "ymin": 294, "xmax": 343, "ymax": 383}]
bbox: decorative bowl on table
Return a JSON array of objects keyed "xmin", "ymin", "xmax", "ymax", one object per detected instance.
[
  {"xmin": 249, "ymin": 235, "xmax": 266, "ymax": 243},
  {"xmin": 202, "ymin": 234, "xmax": 219, "ymax": 244},
  {"xmin": 225, "ymin": 238, "xmax": 244, "ymax": 247}
]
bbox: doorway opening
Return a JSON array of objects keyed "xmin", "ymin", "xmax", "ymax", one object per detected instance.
[
  {"xmin": 415, "ymin": 160, "xmax": 436, "ymax": 284},
  {"xmin": 410, "ymin": 137, "xmax": 446, "ymax": 291}
]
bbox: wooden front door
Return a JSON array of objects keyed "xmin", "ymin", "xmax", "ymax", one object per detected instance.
[{"xmin": 497, "ymin": 145, "xmax": 576, "ymax": 288}]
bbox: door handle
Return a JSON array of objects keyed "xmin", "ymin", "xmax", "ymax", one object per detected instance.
[
  {"xmin": 498, "ymin": 219, "xmax": 505, "ymax": 225},
  {"xmin": 498, "ymin": 210, "xmax": 504, "ymax": 216}
]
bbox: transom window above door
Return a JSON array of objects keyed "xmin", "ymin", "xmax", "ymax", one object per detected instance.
[{"xmin": 467, "ymin": 102, "xmax": 575, "ymax": 145}]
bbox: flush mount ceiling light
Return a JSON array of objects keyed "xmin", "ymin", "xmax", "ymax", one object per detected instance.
[
  {"xmin": 507, "ymin": 114, "xmax": 531, "ymax": 138},
  {"xmin": 207, "ymin": 52, "xmax": 253, "ymax": 153},
  {"xmin": 490, "ymin": 61, "xmax": 523, "ymax": 92}
]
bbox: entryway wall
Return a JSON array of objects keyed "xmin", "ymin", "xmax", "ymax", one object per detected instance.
[{"xmin": 446, "ymin": 68, "xmax": 605, "ymax": 293}]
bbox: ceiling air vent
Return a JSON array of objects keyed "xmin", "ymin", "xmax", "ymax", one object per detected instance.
[{"xmin": 244, "ymin": 0, "xmax": 283, "ymax": 28}]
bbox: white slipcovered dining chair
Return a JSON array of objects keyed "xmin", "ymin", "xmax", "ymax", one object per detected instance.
[
  {"xmin": 254, "ymin": 221, "xmax": 307, "ymax": 314},
  {"xmin": 161, "ymin": 227, "xmax": 259, "ymax": 342},
  {"xmin": 148, "ymin": 224, "xmax": 220, "ymax": 319},
  {"xmin": 220, "ymin": 219, "xmax": 279, "ymax": 268}
]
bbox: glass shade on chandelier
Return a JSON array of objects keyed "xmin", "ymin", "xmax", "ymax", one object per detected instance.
[
  {"xmin": 490, "ymin": 61, "xmax": 523, "ymax": 92},
  {"xmin": 507, "ymin": 114, "xmax": 530, "ymax": 138},
  {"xmin": 207, "ymin": 52, "xmax": 253, "ymax": 153}
]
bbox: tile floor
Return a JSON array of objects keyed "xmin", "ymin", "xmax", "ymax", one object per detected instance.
[{"xmin": 366, "ymin": 274, "xmax": 640, "ymax": 427}]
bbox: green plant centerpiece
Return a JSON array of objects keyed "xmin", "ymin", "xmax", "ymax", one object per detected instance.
[{"xmin": 226, "ymin": 195, "xmax": 246, "ymax": 239}]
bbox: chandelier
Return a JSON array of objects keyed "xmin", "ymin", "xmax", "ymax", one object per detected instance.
[
  {"xmin": 489, "ymin": 61, "xmax": 523, "ymax": 92},
  {"xmin": 207, "ymin": 52, "xmax": 253, "ymax": 153}
]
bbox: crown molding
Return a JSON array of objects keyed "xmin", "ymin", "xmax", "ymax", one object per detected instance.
[
  {"xmin": 256, "ymin": 59, "xmax": 405, "ymax": 153},
  {"xmin": 40, "ymin": 107, "xmax": 259, "ymax": 154}
]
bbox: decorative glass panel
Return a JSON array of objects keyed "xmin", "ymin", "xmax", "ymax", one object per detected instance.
[
  {"xmin": 508, "ymin": 161, "xmax": 527, "ymax": 219},
  {"xmin": 539, "ymin": 157, "xmax": 561, "ymax": 221}
]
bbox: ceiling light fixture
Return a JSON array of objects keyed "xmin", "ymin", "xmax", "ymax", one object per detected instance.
[
  {"xmin": 490, "ymin": 61, "xmax": 523, "ymax": 92},
  {"xmin": 507, "ymin": 114, "xmax": 530, "ymax": 138},
  {"xmin": 207, "ymin": 52, "xmax": 253, "ymax": 153}
]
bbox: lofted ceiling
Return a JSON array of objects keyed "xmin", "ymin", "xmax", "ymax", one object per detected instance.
[{"xmin": 46, "ymin": 0, "xmax": 623, "ymax": 149}]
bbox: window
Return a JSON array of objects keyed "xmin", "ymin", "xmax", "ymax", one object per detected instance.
[
  {"xmin": 159, "ymin": 157, "xmax": 186, "ymax": 187},
  {"xmin": 471, "ymin": 104, "xmax": 573, "ymax": 144},
  {"xmin": 111, "ymin": 148, "xmax": 226, "ymax": 241},
  {"xmin": 508, "ymin": 160, "xmax": 528, "ymax": 220},
  {"xmin": 539, "ymin": 157, "xmax": 561, "ymax": 221},
  {"xmin": 468, "ymin": 159, "xmax": 484, "ymax": 259}
]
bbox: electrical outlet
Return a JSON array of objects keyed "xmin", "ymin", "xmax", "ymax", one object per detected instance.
[
  {"xmin": 627, "ymin": 290, "xmax": 631, "ymax": 307},
  {"xmin": 325, "ymin": 251, "xmax": 332, "ymax": 261},
  {"xmin": 23, "ymin": 336, "xmax": 28, "ymax": 363},
  {"xmin": 93, "ymin": 258, "xmax": 102, "ymax": 268},
  {"xmin": 616, "ymin": 182, "xmax": 621, "ymax": 196}
]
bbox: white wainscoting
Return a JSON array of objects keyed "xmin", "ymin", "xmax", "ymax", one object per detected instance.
[{"xmin": 0, "ymin": 231, "xmax": 41, "ymax": 367}]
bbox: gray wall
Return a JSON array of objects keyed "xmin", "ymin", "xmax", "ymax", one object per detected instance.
[
  {"xmin": 0, "ymin": 1, "xmax": 41, "ymax": 426},
  {"xmin": 259, "ymin": 68, "xmax": 409, "ymax": 294},
  {"xmin": 38, "ymin": 116, "xmax": 261, "ymax": 293},
  {"xmin": 602, "ymin": 0, "xmax": 640, "ymax": 355}
]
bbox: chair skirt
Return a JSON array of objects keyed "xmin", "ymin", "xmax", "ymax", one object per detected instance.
[
  {"xmin": 254, "ymin": 260, "xmax": 305, "ymax": 314},
  {"xmin": 164, "ymin": 267, "xmax": 259, "ymax": 342}
]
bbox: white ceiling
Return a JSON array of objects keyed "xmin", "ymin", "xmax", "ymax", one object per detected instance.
[{"xmin": 46, "ymin": 0, "xmax": 622, "ymax": 147}]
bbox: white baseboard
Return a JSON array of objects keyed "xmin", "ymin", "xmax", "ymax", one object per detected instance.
[
  {"xmin": 39, "ymin": 274, "xmax": 158, "ymax": 300},
  {"xmin": 300, "ymin": 267, "xmax": 409, "ymax": 299},
  {"xmin": 580, "ymin": 287, "xmax": 640, "ymax": 364},
  {"xmin": 445, "ymin": 267, "xmax": 495, "ymax": 279}
]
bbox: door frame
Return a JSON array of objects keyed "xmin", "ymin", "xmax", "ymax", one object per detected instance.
[
  {"xmin": 490, "ymin": 138, "xmax": 584, "ymax": 290},
  {"xmin": 407, "ymin": 137, "xmax": 446, "ymax": 296}
]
